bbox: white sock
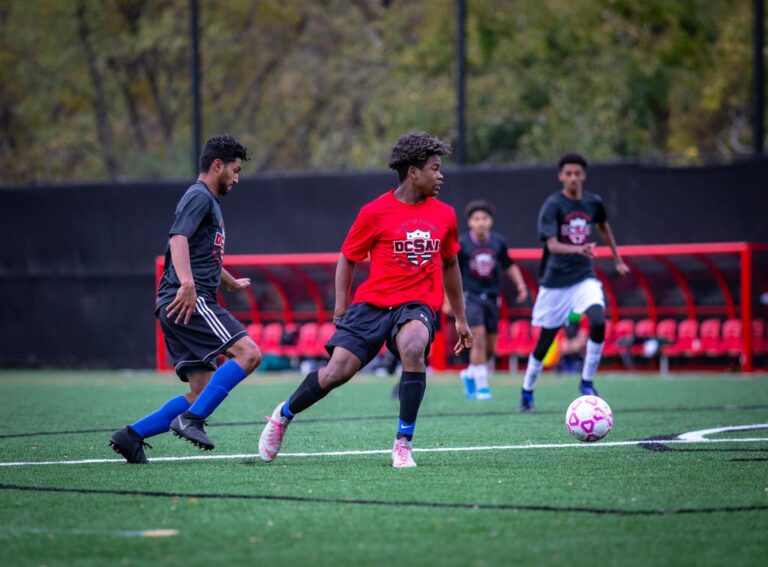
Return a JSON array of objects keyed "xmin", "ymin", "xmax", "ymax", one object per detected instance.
[
  {"xmin": 582, "ymin": 340, "xmax": 604, "ymax": 382},
  {"xmin": 464, "ymin": 364, "xmax": 477, "ymax": 378},
  {"xmin": 474, "ymin": 364, "xmax": 489, "ymax": 390},
  {"xmin": 522, "ymin": 355, "xmax": 543, "ymax": 391}
]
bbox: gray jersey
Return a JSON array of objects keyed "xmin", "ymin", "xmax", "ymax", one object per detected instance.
[
  {"xmin": 537, "ymin": 191, "xmax": 607, "ymax": 288},
  {"xmin": 156, "ymin": 182, "xmax": 225, "ymax": 307}
]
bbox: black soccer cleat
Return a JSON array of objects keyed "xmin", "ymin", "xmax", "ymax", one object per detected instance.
[
  {"xmin": 170, "ymin": 411, "xmax": 214, "ymax": 450},
  {"xmin": 520, "ymin": 389, "xmax": 535, "ymax": 413},
  {"xmin": 109, "ymin": 426, "xmax": 151, "ymax": 464}
]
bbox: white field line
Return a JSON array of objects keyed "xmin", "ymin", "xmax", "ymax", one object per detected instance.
[
  {"xmin": 677, "ymin": 423, "xmax": 768, "ymax": 441},
  {"xmin": 1, "ymin": 435, "xmax": 767, "ymax": 468}
]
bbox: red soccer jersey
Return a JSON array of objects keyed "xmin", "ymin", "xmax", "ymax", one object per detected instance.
[{"xmin": 341, "ymin": 189, "xmax": 460, "ymax": 312}]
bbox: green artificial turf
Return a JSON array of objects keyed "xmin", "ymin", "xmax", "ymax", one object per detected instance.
[{"xmin": 1, "ymin": 370, "xmax": 767, "ymax": 566}]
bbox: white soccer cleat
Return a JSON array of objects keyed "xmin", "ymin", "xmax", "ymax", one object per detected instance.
[
  {"xmin": 391, "ymin": 438, "xmax": 417, "ymax": 468},
  {"xmin": 258, "ymin": 402, "xmax": 291, "ymax": 463}
]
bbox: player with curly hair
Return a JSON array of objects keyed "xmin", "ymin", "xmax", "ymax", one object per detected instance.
[{"xmin": 258, "ymin": 132, "xmax": 473, "ymax": 468}]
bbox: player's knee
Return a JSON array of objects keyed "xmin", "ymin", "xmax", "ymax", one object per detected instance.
[
  {"xmin": 471, "ymin": 332, "xmax": 486, "ymax": 353},
  {"xmin": 320, "ymin": 361, "xmax": 356, "ymax": 388},
  {"xmin": 231, "ymin": 337, "xmax": 262, "ymax": 373},
  {"xmin": 399, "ymin": 340, "xmax": 428, "ymax": 368},
  {"xmin": 585, "ymin": 305, "xmax": 606, "ymax": 343}
]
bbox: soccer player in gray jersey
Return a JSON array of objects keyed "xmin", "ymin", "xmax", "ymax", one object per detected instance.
[
  {"xmin": 520, "ymin": 153, "xmax": 629, "ymax": 412},
  {"xmin": 109, "ymin": 135, "xmax": 262, "ymax": 463}
]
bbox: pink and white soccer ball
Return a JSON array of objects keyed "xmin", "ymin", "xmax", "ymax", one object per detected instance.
[{"xmin": 565, "ymin": 395, "xmax": 613, "ymax": 442}]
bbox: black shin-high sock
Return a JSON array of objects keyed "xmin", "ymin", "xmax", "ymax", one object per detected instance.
[
  {"xmin": 397, "ymin": 371, "xmax": 427, "ymax": 440},
  {"xmin": 285, "ymin": 371, "xmax": 330, "ymax": 416}
]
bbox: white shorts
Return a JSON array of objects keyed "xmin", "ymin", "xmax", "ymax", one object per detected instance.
[{"xmin": 532, "ymin": 278, "xmax": 605, "ymax": 329}]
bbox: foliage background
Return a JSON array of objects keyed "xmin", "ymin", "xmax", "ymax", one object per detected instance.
[{"xmin": 0, "ymin": 0, "xmax": 762, "ymax": 184}]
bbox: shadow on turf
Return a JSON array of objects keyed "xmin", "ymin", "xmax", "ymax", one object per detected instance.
[
  {"xmin": 1, "ymin": 483, "xmax": 767, "ymax": 516},
  {"xmin": 2, "ymin": 404, "xmax": 768, "ymax": 441}
]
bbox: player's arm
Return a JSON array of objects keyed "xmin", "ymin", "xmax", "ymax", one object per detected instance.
[
  {"xmin": 166, "ymin": 235, "xmax": 197, "ymax": 324},
  {"xmin": 333, "ymin": 253, "xmax": 356, "ymax": 322},
  {"xmin": 221, "ymin": 268, "xmax": 251, "ymax": 291},
  {"xmin": 596, "ymin": 222, "xmax": 630, "ymax": 276},
  {"xmin": 545, "ymin": 236, "xmax": 596, "ymax": 259},
  {"xmin": 506, "ymin": 264, "xmax": 529, "ymax": 303},
  {"xmin": 443, "ymin": 255, "xmax": 473, "ymax": 355}
]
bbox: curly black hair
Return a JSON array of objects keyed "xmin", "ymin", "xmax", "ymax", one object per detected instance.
[
  {"xmin": 199, "ymin": 135, "xmax": 248, "ymax": 173},
  {"xmin": 388, "ymin": 131, "xmax": 452, "ymax": 182},
  {"xmin": 464, "ymin": 199, "xmax": 496, "ymax": 219},
  {"xmin": 558, "ymin": 152, "xmax": 588, "ymax": 170}
]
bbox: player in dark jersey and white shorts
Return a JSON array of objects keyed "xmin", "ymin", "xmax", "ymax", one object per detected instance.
[
  {"xmin": 109, "ymin": 135, "xmax": 262, "ymax": 463},
  {"xmin": 520, "ymin": 153, "xmax": 629, "ymax": 412},
  {"xmin": 257, "ymin": 132, "xmax": 473, "ymax": 468},
  {"xmin": 456, "ymin": 200, "xmax": 528, "ymax": 400}
]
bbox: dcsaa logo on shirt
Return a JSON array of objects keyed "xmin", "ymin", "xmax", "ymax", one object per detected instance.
[
  {"xmin": 469, "ymin": 250, "xmax": 495, "ymax": 279},
  {"xmin": 561, "ymin": 212, "xmax": 592, "ymax": 245},
  {"xmin": 394, "ymin": 229, "xmax": 441, "ymax": 266}
]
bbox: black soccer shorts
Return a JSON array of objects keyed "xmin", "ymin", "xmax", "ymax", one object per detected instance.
[
  {"xmin": 326, "ymin": 302, "xmax": 436, "ymax": 367},
  {"xmin": 157, "ymin": 296, "xmax": 247, "ymax": 381},
  {"xmin": 464, "ymin": 292, "xmax": 500, "ymax": 334}
]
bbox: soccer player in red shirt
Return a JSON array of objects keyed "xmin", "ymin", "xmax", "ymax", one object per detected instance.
[{"xmin": 258, "ymin": 132, "xmax": 473, "ymax": 468}]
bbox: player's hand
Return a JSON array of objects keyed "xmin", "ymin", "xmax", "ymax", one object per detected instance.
[
  {"xmin": 579, "ymin": 242, "xmax": 597, "ymax": 259},
  {"xmin": 333, "ymin": 308, "xmax": 346, "ymax": 325},
  {"xmin": 225, "ymin": 277, "xmax": 251, "ymax": 291},
  {"xmin": 166, "ymin": 282, "xmax": 197, "ymax": 325},
  {"xmin": 453, "ymin": 319, "xmax": 473, "ymax": 355},
  {"xmin": 615, "ymin": 260, "xmax": 630, "ymax": 276},
  {"xmin": 515, "ymin": 286, "xmax": 529, "ymax": 303}
]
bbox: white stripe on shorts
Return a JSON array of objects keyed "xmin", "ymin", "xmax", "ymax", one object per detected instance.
[{"xmin": 196, "ymin": 298, "xmax": 231, "ymax": 343}]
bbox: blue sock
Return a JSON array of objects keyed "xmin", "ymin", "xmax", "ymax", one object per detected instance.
[
  {"xmin": 188, "ymin": 360, "xmax": 248, "ymax": 418},
  {"xmin": 396, "ymin": 418, "xmax": 416, "ymax": 440},
  {"xmin": 130, "ymin": 395, "xmax": 191, "ymax": 439},
  {"xmin": 280, "ymin": 400, "xmax": 294, "ymax": 420}
]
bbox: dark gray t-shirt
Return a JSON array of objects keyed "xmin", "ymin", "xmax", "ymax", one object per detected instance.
[
  {"xmin": 156, "ymin": 182, "xmax": 225, "ymax": 307},
  {"xmin": 458, "ymin": 231, "xmax": 513, "ymax": 295},
  {"xmin": 537, "ymin": 191, "xmax": 607, "ymax": 288}
]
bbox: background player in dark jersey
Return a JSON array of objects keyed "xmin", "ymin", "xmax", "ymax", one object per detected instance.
[
  {"xmin": 109, "ymin": 135, "xmax": 262, "ymax": 463},
  {"xmin": 520, "ymin": 153, "xmax": 629, "ymax": 412},
  {"xmin": 258, "ymin": 132, "xmax": 473, "ymax": 468},
  {"xmin": 456, "ymin": 200, "xmax": 528, "ymax": 400}
]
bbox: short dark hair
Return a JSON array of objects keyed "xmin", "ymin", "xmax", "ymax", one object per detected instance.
[
  {"xmin": 199, "ymin": 135, "xmax": 248, "ymax": 173},
  {"xmin": 558, "ymin": 152, "xmax": 588, "ymax": 170},
  {"xmin": 388, "ymin": 131, "xmax": 452, "ymax": 182},
  {"xmin": 464, "ymin": 199, "xmax": 496, "ymax": 219}
]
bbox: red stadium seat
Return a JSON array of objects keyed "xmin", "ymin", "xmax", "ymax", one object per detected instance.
[
  {"xmin": 284, "ymin": 322, "xmax": 319, "ymax": 358},
  {"xmin": 246, "ymin": 323, "xmax": 262, "ymax": 344},
  {"xmin": 675, "ymin": 319, "xmax": 700, "ymax": 357},
  {"xmin": 494, "ymin": 319, "xmax": 513, "ymax": 358},
  {"xmin": 631, "ymin": 319, "xmax": 656, "ymax": 356},
  {"xmin": 601, "ymin": 320, "xmax": 616, "ymax": 356},
  {"xmin": 509, "ymin": 319, "xmax": 533, "ymax": 356},
  {"xmin": 721, "ymin": 319, "xmax": 742, "ymax": 357},
  {"xmin": 313, "ymin": 322, "xmax": 337, "ymax": 358},
  {"xmin": 603, "ymin": 319, "xmax": 633, "ymax": 357},
  {"xmin": 752, "ymin": 319, "xmax": 767, "ymax": 355},
  {"xmin": 656, "ymin": 319, "xmax": 678, "ymax": 355},
  {"xmin": 260, "ymin": 322, "xmax": 284, "ymax": 355},
  {"xmin": 699, "ymin": 318, "xmax": 723, "ymax": 356}
]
